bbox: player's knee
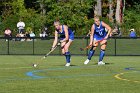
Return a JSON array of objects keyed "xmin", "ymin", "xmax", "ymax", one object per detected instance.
[
  {"xmin": 101, "ymin": 42, "xmax": 107, "ymax": 46},
  {"xmin": 90, "ymin": 46, "xmax": 97, "ymax": 51},
  {"xmin": 62, "ymin": 53, "xmax": 65, "ymax": 55},
  {"xmin": 64, "ymin": 46, "xmax": 69, "ymax": 51},
  {"xmin": 101, "ymin": 45, "xmax": 106, "ymax": 50},
  {"xmin": 101, "ymin": 49, "xmax": 105, "ymax": 52},
  {"xmin": 62, "ymin": 50, "xmax": 65, "ymax": 55},
  {"xmin": 93, "ymin": 46, "xmax": 97, "ymax": 50},
  {"xmin": 101, "ymin": 44, "xmax": 107, "ymax": 49},
  {"xmin": 94, "ymin": 43, "xmax": 98, "ymax": 46},
  {"xmin": 64, "ymin": 44, "xmax": 69, "ymax": 48}
]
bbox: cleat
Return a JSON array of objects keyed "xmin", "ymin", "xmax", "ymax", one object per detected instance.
[
  {"xmin": 84, "ymin": 59, "xmax": 90, "ymax": 65},
  {"xmin": 65, "ymin": 63, "xmax": 70, "ymax": 67},
  {"xmin": 98, "ymin": 61, "xmax": 105, "ymax": 65}
]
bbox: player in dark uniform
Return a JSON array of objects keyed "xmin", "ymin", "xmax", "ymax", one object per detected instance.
[
  {"xmin": 84, "ymin": 16, "xmax": 112, "ymax": 65},
  {"xmin": 51, "ymin": 20, "xmax": 74, "ymax": 66}
]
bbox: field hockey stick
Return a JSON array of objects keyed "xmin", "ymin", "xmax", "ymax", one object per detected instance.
[
  {"xmin": 80, "ymin": 45, "xmax": 92, "ymax": 51},
  {"xmin": 43, "ymin": 42, "xmax": 60, "ymax": 58},
  {"xmin": 82, "ymin": 30, "xmax": 91, "ymax": 40},
  {"xmin": 32, "ymin": 42, "xmax": 60, "ymax": 67},
  {"xmin": 80, "ymin": 38, "xmax": 107, "ymax": 51},
  {"xmin": 80, "ymin": 31, "xmax": 91, "ymax": 51}
]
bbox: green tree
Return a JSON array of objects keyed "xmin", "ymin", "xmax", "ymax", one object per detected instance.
[
  {"xmin": 122, "ymin": 8, "xmax": 140, "ymax": 36},
  {"xmin": 0, "ymin": 0, "xmax": 46, "ymax": 36},
  {"xmin": 45, "ymin": 0, "xmax": 95, "ymax": 35},
  {"xmin": 11, "ymin": 0, "xmax": 27, "ymax": 17}
]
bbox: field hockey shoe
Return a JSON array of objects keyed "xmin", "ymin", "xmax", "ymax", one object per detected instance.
[
  {"xmin": 98, "ymin": 61, "xmax": 105, "ymax": 65},
  {"xmin": 84, "ymin": 59, "xmax": 90, "ymax": 65},
  {"xmin": 65, "ymin": 63, "xmax": 70, "ymax": 67}
]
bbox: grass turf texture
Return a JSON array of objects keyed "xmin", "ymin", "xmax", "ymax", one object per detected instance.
[{"xmin": 0, "ymin": 56, "xmax": 140, "ymax": 93}]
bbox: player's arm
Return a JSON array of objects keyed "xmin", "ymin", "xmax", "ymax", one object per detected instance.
[
  {"xmin": 52, "ymin": 30, "xmax": 58, "ymax": 48},
  {"xmin": 23, "ymin": 22, "xmax": 25, "ymax": 28},
  {"xmin": 102, "ymin": 21, "xmax": 112, "ymax": 38},
  {"xmin": 17, "ymin": 23, "xmax": 19, "ymax": 28},
  {"xmin": 60, "ymin": 25, "xmax": 69, "ymax": 43},
  {"xmin": 89, "ymin": 25, "xmax": 95, "ymax": 46}
]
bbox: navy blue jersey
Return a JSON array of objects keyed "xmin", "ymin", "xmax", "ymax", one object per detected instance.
[
  {"xmin": 93, "ymin": 21, "xmax": 107, "ymax": 40},
  {"xmin": 56, "ymin": 25, "xmax": 74, "ymax": 40}
]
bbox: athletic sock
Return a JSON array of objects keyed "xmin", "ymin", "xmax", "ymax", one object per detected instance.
[
  {"xmin": 65, "ymin": 52, "xmax": 71, "ymax": 63},
  {"xmin": 99, "ymin": 49, "xmax": 105, "ymax": 62},
  {"xmin": 88, "ymin": 49, "xmax": 95, "ymax": 60}
]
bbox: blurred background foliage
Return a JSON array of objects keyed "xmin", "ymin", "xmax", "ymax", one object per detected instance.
[{"xmin": 0, "ymin": 0, "xmax": 139, "ymax": 36}]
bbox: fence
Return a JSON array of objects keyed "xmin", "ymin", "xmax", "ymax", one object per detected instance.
[{"xmin": 0, "ymin": 37, "xmax": 140, "ymax": 56}]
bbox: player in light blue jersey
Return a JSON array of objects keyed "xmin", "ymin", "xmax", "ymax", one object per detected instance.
[
  {"xmin": 51, "ymin": 20, "xmax": 74, "ymax": 66},
  {"xmin": 84, "ymin": 16, "xmax": 112, "ymax": 65}
]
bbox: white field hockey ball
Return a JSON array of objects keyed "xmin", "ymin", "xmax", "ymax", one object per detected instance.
[{"xmin": 33, "ymin": 64, "xmax": 37, "ymax": 67}]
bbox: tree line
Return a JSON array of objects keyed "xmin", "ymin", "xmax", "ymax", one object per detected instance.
[{"xmin": 0, "ymin": 0, "xmax": 139, "ymax": 36}]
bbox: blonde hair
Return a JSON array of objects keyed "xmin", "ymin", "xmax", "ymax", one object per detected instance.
[
  {"xmin": 94, "ymin": 15, "xmax": 100, "ymax": 20},
  {"xmin": 54, "ymin": 20, "xmax": 60, "ymax": 25}
]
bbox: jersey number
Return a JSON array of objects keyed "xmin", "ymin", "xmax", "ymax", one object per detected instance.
[{"xmin": 99, "ymin": 31, "xmax": 103, "ymax": 36}]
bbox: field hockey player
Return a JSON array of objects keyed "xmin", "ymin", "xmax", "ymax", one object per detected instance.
[
  {"xmin": 84, "ymin": 16, "xmax": 112, "ymax": 65},
  {"xmin": 51, "ymin": 20, "xmax": 74, "ymax": 66}
]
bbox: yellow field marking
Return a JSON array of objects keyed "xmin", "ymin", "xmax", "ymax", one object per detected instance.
[{"xmin": 114, "ymin": 71, "xmax": 140, "ymax": 83}]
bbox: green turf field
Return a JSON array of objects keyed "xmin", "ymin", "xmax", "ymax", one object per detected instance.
[{"xmin": 0, "ymin": 55, "xmax": 140, "ymax": 93}]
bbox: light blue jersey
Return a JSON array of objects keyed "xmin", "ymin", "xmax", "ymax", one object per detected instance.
[
  {"xmin": 93, "ymin": 21, "xmax": 107, "ymax": 41},
  {"xmin": 56, "ymin": 25, "xmax": 74, "ymax": 40}
]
